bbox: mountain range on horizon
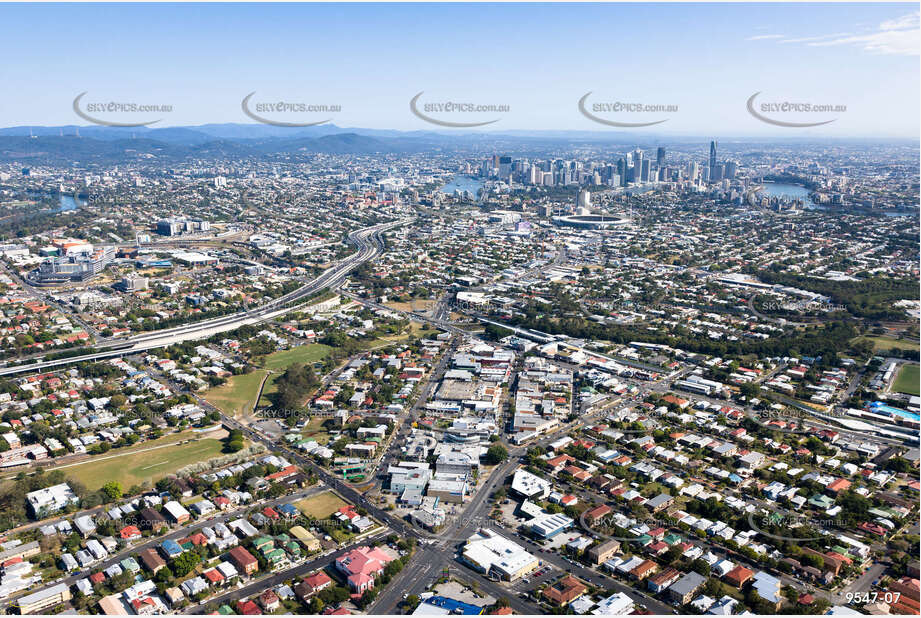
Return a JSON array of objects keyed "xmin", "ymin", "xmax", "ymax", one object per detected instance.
[
  {"xmin": 0, "ymin": 123, "xmax": 916, "ymax": 165},
  {"xmin": 4, "ymin": 123, "xmax": 917, "ymax": 143}
]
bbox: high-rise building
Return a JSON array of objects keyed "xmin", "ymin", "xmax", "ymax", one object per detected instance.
[
  {"xmin": 577, "ymin": 188, "xmax": 592, "ymax": 211},
  {"xmin": 709, "ymin": 141, "xmax": 717, "ymax": 173},
  {"xmin": 656, "ymin": 147, "xmax": 665, "ymax": 167},
  {"xmin": 529, "ymin": 166, "xmax": 540, "ymax": 185},
  {"xmin": 712, "ymin": 163, "xmax": 723, "ymax": 183},
  {"xmin": 641, "ymin": 159, "xmax": 651, "ymax": 183},
  {"xmin": 618, "ymin": 158, "xmax": 628, "ymax": 187}
]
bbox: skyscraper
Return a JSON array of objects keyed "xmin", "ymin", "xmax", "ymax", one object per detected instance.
[
  {"xmin": 709, "ymin": 141, "xmax": 717, "ymax": 173},
  {"xmin": 529, "ymin": 166, "xmax": 540, "ymax": 185},
  {"xmin": 712, "ymin": 163, "xmax": 723, "ymax": 182},
  {"xmin": 656, "ymin": 147, "xmax": 665, "ymax": 167}
]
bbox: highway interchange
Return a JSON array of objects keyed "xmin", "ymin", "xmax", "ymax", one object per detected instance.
[
  {"xmin": 0, "ymin": 219, "xmax": 411, "ymax": 378},
  {"xmin": 1, "ymin": 213, "xmax": 913, "ymax": 616}
]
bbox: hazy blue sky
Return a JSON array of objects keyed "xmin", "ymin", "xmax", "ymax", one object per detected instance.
[{"xmin": 0, "ymin": 3, "xmax": 918, "ymax": 137}]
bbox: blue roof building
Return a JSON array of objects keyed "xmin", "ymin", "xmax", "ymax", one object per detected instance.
[
  {"xmin": 416, "ymin": 596, "xmax": 483, "ymax": 615},
  {"xmin": 278, "ymin": 504, "xmax": 298, "ymax": 518},
  {"xmin": 160, "ymin": 539, "xmax": 183, "ymax": 558}
]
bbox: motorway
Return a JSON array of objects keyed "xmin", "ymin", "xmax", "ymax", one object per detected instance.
[
  {"xmin": 0, "ymin": 219, "xmax": 412, "ymax": 378},
  {"xmin": 4, "ymin": 230, "xmax": 895, "ymax": 614}
]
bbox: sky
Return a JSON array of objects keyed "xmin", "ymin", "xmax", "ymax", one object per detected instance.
[{"xmin": 0, "ymin": 2, "xmax": 918, "ymax": 137}]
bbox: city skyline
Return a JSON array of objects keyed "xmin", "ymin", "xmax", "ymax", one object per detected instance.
[{"xmin": 0, "ymin": 4, "xmax": 917, "ymax": 616}]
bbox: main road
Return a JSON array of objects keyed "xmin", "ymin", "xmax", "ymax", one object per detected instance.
[{"xmin": 0, "ymin": 219, "xmax": 412, "ymax": 378}]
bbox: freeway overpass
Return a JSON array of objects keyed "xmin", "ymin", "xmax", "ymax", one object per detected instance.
[{"xmin": 0, "ymin": 219, "xmax": 412, "ymax": 378}]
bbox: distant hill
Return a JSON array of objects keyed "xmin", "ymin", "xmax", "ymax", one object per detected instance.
[
  {"xmin": 0, "ymin": 131, "xmax": 432, "ymax": 163},
  {"xmin": 1, "ymin": 124, "xmax": 909, "ymax": 164}
]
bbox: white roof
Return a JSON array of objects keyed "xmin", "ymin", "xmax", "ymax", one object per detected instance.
[
  {"xmin": 592, "ymin": 592, "xmax": 635, "ymax": 615},
  {"xmin": 463, "ymin": 529, "xmax": 536, "ymax": 576},
  {"xmin": 163, "ymin": 500, "xmax": 191, "ymax": 519},
  {"xmin": 511, "ymin": 468, "xmax": 551, "ymax": 497}
]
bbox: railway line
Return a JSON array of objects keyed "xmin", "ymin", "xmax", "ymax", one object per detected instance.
[{"xmin": 0, "ymin": 219, "xmax": 411, "ymax": 377}]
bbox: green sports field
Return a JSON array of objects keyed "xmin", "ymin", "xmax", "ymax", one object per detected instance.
[
  {"xmin": 205, "ymin": 369, "xmax": 269, "ymax": 417},
  {"xmin": 263, "ymin": 343, "xmax": 333, "ymax": 370},
  {"xmin": 893, "ymin": 364, "xmax": 920, "ymax": 396},
  {"xmin": 50, "ymin": 437, "xmax": 227, "ymax": 491},
  {"xmin": 207, "ymin": 343, "xmax": 333, "ymax": 414}
]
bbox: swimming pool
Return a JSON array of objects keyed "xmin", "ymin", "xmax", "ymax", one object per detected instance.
[{"xmin": 868, "ymin": 402, "xmax": 921, "ymax": 422}]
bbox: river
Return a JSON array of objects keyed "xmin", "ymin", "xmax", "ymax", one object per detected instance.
[
  {"xmin": 58, "ymin": 194, "xmax": 86, "ymax": 212},
  {"xmin": 760, "ymin": 182, "xmax": 817, "ymax": 208},
  {"xmin": 439, "ymin": 176, "xmax": 483, "ymax": 196}
]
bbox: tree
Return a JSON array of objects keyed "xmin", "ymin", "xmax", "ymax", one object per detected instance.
[
  {"xmin": 171, "ymin": 552, "xmax": 201, "ymax": 577},
  {"xmin": 663, "ymin": 545, "xmax": 684, "ymax": 564},
  {"xmin": 739, "ymin": 382, "xmax": 760, "ymax": 398},
  {"xmin": 319, "ymin": 586, "xmax": 350, "ymax": 605},
  {"xmin": 273, "ymin": 363, "xmax": 319, "ymax": 411},
  {"xmin": 101, "ymin": 481, "xmax": 123, "ymax": 502},
  {"xmin": 484, "ymin": 443, "xmax": 508, "ymax": 465},
  {"xmin": 885, "ymin": 457, "xmax": 912, "ymax": 474},
  {"xmin": 359, "ymin": 588, "xmax": 377, "ymax": 608},
  {"xmin": 155, "ymin": 567, "xmax": 174, "ymax": 583},
  {"xmin": 690, "ymin": 558, "xmax": 711, "ymax": 577}
]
